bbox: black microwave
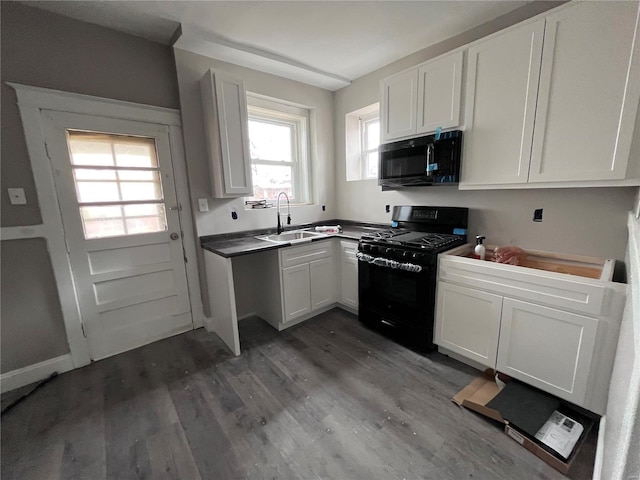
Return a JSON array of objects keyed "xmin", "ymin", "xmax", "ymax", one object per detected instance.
[{"xmin": 378, "ymin": 130, "xmax": 462, "ymax": 188}]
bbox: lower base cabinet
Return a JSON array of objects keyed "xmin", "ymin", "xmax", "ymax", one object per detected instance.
[
  {"xmin": 497, "ymin": 298, "xmax": 598, "ymax": 405},
  {"xmin": 434, "ymin": 249, "xmax": 625, "ymax": 415},
  {"xmin": 279, "ymin": 241, "xmax": 336, "ymax": 324},
  {"xmin": 339, "ymin": 240, "xmax": 358, "ymax": 310}
]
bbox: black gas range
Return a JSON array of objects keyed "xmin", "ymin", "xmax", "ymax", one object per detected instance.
[{"xmin": 357, "ymin": 206, "xmax": 468, "ymax": 351}]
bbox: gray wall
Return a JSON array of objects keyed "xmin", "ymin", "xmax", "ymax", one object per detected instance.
[
  {"xmin": 1, "ymin": 240, "xmax": 69, "ymax": 373},
  {"xmin": 0, "ymin": 2, "xmax": 181, "ymax": 373},
  {"xmin": 333, "ymin": 1, "xmax": 636, "ymax": 261}
]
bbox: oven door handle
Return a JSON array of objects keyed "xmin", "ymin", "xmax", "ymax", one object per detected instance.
[{"xmin": 356, "ymin": 251, "xmax": 423, "ymax": 273}]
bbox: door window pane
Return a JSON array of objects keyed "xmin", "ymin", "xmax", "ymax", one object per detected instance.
[{"xmin": 67, "ymin": 131, "xmax": 168, "ymax": 239}]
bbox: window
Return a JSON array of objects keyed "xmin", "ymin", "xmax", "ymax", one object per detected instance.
[
  {"xmin": 66, "ymin": 131, "xmax": 167, "ymax": 239},
  {"xmin": 345, "ymin": 103, "xmax": 380, "ymax": 181},
  {"xmin": 245, "ymin": 94, "xmax": 311, "ymax": 204},
  {"xmin": 360, "ymin": 111, "xmax": 380, "ymax": 179}
]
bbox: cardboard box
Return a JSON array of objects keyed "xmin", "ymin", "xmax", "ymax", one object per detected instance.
[{"xmin": 452, "ymin": 372, "xmax": 592, "ymax": 475}]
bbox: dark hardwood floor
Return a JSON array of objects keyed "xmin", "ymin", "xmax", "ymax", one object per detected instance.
[{"xmin": 1, "ymin": 309, "xmax": 595, "ymax": 479}]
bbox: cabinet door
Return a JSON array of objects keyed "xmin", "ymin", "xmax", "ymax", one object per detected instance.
[
  {"xmin": 461, "ymin": 20, "xmax": 544, "ymax": 186},
  {"xmin": 529, "ymin": 2, "xmax": 640, "ymax": 182},
  {"xmin": 434, "ymin": 282, "xmax": 502, "ymax": 368},
  {"xmin": 281, "ymin": 264, "xmax": 311, "ymax": 322},
  {"xmin": 200, "ymin": 69, "xmax": 252, "ymax": 197},
  {"xmin": 497, "ymin": 298, "xmax": 598, "ymax": 407},
  {"xmin": 310, "ymin": 257, "xmax": 335, "ymax": 311},
  {"xmin": 381, "ymin": 69, "xmax": 418, "ymax": 141},
  {"xmin": 339, "ymin": 240, "xmax": 358, "ymax": 310},
  {"xmin": 416, "ymin": 51, "xmax": 463, "ymax": 134}
]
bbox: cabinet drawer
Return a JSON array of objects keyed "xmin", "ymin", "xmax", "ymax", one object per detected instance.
[
  {"xmin": 280, "ymin": 240, "xmax": 333, "ymax": 268},
  {"xmin": 439, "ymin": 256, "xmax": 608, "ymax": 316}
]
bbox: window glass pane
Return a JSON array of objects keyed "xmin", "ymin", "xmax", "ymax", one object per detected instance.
[
  {"xmin": 68, "ymin": 139, "xmax": 114, "ymax": 166},
  {"xmin": 114, "ymin": 141, "xmax": 158, "ymax": 168},
  {"xmin": 117, "ymin": 170, "xmax": 156, "ymax": 181},
  {"xmin": 79, "ymin": 204, "xmax": 167, "ymax": 239},
  {"xmin": 73, "ymin": 169, "xmax": 117, "ymax": 181},
  {"xmin": 366, "ymin": 152, "xmax": 379, "ymax": 178},
  {"xmin": 124, "ymin": 204, "xmax": 167, "ymax": 235},
  {"xmin": 80, "ymin": 206, "xmax": 126, "ymax": 239},
  {"xmin": 249, "ymin": 164, "xmax": 293, "ymax": 200},
  {"xmin": 76, "ymin": 181, "xmax": 121, "ymax": 203},
  {"xmin": 366, "ymin": 120, "xmax": 380, "ymax": 149},
  {"xmin": 248, "ymin": 119, "xmax": 293, "ymax": 162}
]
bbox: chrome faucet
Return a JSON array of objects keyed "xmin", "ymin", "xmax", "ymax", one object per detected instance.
[{"xmin": 276, "ymin": 192, "xmax": 291, "ymax": 235}]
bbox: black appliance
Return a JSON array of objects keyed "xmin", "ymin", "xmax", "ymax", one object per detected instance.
[
  {"xmin": 378, "ymin": 131, "xmax": 462, "ymax": 189},
  {"xmin": 357, "ymin": 205, "xmax": 468, "ymax": 351}
]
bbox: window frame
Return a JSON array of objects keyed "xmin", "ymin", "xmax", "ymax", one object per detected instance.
[{"xmin": 245, "ymin": 93, "xmax": 311, "ymax": 205}]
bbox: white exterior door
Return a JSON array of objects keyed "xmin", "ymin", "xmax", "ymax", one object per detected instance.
[{"xmin": 42, "ymin": 110, "xmax": 193, "ymax": 361}]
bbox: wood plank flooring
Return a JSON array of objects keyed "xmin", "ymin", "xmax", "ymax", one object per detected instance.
[{"xmin": 1, "ymin": 309, "xmax": 595, "ymax": 479}]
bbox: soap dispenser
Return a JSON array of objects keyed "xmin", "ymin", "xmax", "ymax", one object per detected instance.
[{"xmin": 474, "ymin": 235, "xmax": 486, "ymax": 260}]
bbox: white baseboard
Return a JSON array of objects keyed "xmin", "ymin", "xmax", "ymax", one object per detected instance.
[
  {"xmin": 593, "ymin": 415, "xmax": 606, "ymax": 480},
  {"xmin": 1, "ymin": 354, "xmax": 75, "ymax": 393}
]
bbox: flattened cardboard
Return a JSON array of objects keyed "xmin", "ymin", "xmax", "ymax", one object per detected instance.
[
  {"xmin": 453, "ymin": 373, "xmax": 591, "ymax": 475},
  {"xmin": 451, "ymin": 372, "xmax": 506, "ymax": 424}
]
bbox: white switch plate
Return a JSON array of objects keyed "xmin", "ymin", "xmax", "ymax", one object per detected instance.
[
  {"xmin": 198, "ymin": 198, "xmax": 209, "ymax": 212},
  {"xmin": 8, "ymin": 188, "xmax": 27, "ymax": 205}
]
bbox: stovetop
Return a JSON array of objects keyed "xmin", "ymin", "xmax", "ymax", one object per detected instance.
[{"xmin": 361, "ymin": 230, "xmax": 464, "ymax": 252}]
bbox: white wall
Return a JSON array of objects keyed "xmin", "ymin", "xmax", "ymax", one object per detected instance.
[
  {"xmin": 333, "ymin": 5, "xmax": 638, "ymax": 262},
  {"xmin": 600, "ymin": 190, "xmax": 640, "ymax": 480},
  {"xmin": 173, "ymin": 48, "xmax": 336, "ymax": 237}
]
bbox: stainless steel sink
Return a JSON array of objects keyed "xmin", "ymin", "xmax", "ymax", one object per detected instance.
[{"xmin": 256, "ymin": 229, "xmax": 328, "ymax": 244}]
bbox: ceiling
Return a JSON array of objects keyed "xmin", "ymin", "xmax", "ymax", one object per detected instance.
[{"xmin": 23, "ymin": 1, "xmax": 530, "ymax": 90}]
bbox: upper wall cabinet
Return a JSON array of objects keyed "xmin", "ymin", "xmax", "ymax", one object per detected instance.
[
  {"xmin": 460, "ymin": 1, "xmax": 640, "ymax": 189},
  {"xmin": 529, "ymin": 1, "xmax": 640, "ymax": 183},
  {"xmin": 461, "ymin": 20, "xmax": 544, "ymax": 186},
  {"xmin": 416, "ymin": 51, "xmax": 463, "ymax": 135},
  {"xmin": 381, "ymin": 51, "xmax": 463, "ymax": 142},
  {"xmin": 200, "ymin": 69, "xmax": 253, "ymax": 198},
  {"xmin": 381, "ymin": 69, "xmax": 418, "ymax": 141}
]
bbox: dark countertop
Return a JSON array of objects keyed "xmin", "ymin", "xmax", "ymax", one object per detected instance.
[{"xmin": 200, "ymin": 221, "xmax": 388, "ymax": 258}]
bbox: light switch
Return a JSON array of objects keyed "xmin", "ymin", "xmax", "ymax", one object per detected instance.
[
  {"xmin": 198, "ymin": 198, "xmax": 209, "ymax": 212},
  {"xmin": 8, "ymin": 188, "xmax": 27, "ymax": 205}
]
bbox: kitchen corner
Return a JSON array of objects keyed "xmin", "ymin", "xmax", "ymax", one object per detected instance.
[{"xmin": 200, "ymin": 220, "xmax": 389, "ymax": 355}]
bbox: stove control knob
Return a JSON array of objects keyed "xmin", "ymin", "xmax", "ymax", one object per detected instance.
[
  {"xmin": 362, "ymin": 244, "xmax": 371, "ymax": 252},
  {"xmin": 402, "ymin": 251, "xmax": 411, "ymax": 258},
  {"xmin": 412, "ymin": 252, "xmax": 424, "ymax": 261},
  {"xmin": 385, "ymin": 248, "xmax": 394, "ymax": 255}
]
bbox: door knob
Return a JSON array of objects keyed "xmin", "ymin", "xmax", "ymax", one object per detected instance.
[{"xmin": 170, "ymin": 232, "xmax": 180, "ymax": 240}]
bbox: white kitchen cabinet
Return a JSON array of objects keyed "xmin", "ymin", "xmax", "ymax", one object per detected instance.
[
  {"xmin": 529, "ymin": 1, "xmax": 640, "ymax": 183},
  {"xmin": 461, "ymin": 20, "xmax": 544, "ymax": 186},
  {"xmin": 200, "ymin": 69, "xmax": 253, "ymax": 198},
  {"xmin": 282, "ymin": 263, "xmax": 312, "ymax": 323},
  {"xmin": 381, "ymin": 51, "xmax": 464, "ymax": 142},
  {"xmin": 416, "ymin": 51, "xmax": 463, "ymax": 135},
  {"xmin": 497, "ymin": 298, "xmax": 598, "ymax": 406},
  {"xmin": 435, "ymin": 244, "xmax": 626, "ymax": 414},
  {"xmin": 435, "ymin": 282, "xmax": 502, "ymax": 368},
  {"xmin": 310, "ymin": 258, "xmax": 335, "ymax": 311},
  {"xmin": 279, "ymin": 240, "xmax": 335, "ymax": 324},
  {"xmin": 381, "ymin": 69, "xmax": 418, "ymax": 142},
  {"xmin": 460, "ymin": 1, "xmax": 640, "ymax": 189},
  {"xmin": 339, "ymin": 240, "xmax": 358, "ymax": 310}
]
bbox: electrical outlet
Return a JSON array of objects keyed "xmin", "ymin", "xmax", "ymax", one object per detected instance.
[
  {"xmin": 198, "ymin": 198, "xmax": 209, "ymax": 212},
  {"xmin": 385, "ymin": 205, "xmax": 390, "ymax": 213},
  {"xmin": 322, "ymin": 205, "xmax": 326, "ymax": 212},
  {"xmin": 8, "ymin": 188, "xmax": 27, "ymax": 205},
  {"xmin": 231, "ymin": 211, "xmax": 238, "ymax": 220},
  {"xmin": 533, "ymin": 208, "xmax": 543, "ymax": 222}
]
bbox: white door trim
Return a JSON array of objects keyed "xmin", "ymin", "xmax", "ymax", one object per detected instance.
[{"xmin": 8, "ymin": 82, "xmax": 203, "ymax": 369}]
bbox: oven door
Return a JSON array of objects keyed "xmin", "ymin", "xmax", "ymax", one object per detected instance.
[{"xmin": 357, "ymin": 253, "xmax": 436, "ymax": 344}]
